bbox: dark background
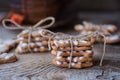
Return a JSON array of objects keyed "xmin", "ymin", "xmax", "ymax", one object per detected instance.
[
  {"xmin": 0, "ymin": 0, "xmax": 119, "ymax": 11},
  {"xmin": 0, "ymin": 0, "xmax": 120, "ymax": 29}
]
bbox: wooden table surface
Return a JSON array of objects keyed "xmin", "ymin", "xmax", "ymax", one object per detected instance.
[{"xmin": 0, "ymin": 12, "xmax": 120, "ymax": 80}]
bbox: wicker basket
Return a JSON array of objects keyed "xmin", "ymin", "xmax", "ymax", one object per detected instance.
[{"xmin": 10, "ymin": 0, "xmax": 61, "ymax": 24}]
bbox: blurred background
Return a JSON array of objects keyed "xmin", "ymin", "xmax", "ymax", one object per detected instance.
[
  {"xmin": 0, "ymin": 0, "xmax": 120, "ymax": 11},
  {"xmin": 0, "ymin": 0, "xmax": 120, "ymax": 29}
]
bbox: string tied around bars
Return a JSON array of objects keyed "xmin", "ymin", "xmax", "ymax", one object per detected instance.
[
  {"xmin": 2, "ymin": 17, "xmax": 55, "ymax": 52},
  {"xmin": 47, "ymin": 31, "xmax": 106, "ymax": 68}
]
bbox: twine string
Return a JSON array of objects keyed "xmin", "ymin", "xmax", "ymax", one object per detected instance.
[
  {"xmin": 96, "ymin": 25, "xmax": 107, "ymax": 66},
  {"xmin": 2, "ymin": 19, "xmax": 25, "ymax": 29},
  {"xmin": 93, "ymin": 31, "xmax": 106, "ymax": 66},
  {"xmin": 32, "ymin": 17, "xmax": 55, "ymax": 29},
  {"xmin": 68, "ymin": 36, "xmax": 74, "ymax": 68},
  {"xmin": 28, "ymin": 29, "xmax": 33, "ymax": 52},
  {"xmin": 39, "ymin": 29, "xmax": 55, "ymax": 38},
  {"xmin": 2, "ymin": 17, "xmax": 55, "ymax": 30},
  {"xmin": 99, "ymin": 33, "xmax": 106, "ymax": 66}
]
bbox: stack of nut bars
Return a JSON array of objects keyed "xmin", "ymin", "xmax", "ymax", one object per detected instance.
[
  {"xmin": 15, "ymin": 29, "xmax": 53, "ymax": 53},
  {"xmin": 51, "ymin": 35, "xmax": 94, "ymax": 69},
  {"xmin": 74, "ymin": 21, "xmax": 120, "ymax": 44}
]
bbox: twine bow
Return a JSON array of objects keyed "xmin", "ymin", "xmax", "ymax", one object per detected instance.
[{"xmin": 2, "ymin": 17, "xmax": 55, "ymax": 52}]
